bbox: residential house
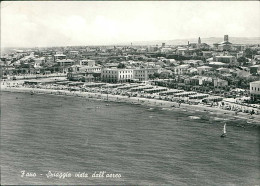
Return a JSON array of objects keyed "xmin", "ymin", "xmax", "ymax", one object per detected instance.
[
  {"xmin": 197, "ymin": 66, "xmax": 212, "ymax": 75},
  {"xmin": 174, "ymin": 64, "xmax": 190, "ymax": 75},
  {"xmin": 213, "ymin": 78, "xmax": 228, "ymax": 87},
  {"xmin": 250, "ymin": 65, "xmax": 260, "ymax": 75},
  {"xmin": 80, "ymin": 59, "xmax": 95, "ymax": 66}
]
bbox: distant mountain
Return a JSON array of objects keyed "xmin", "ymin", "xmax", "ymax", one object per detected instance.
[{"xmin": 126, "ymin": 37, "xmax": 260, "ymax": 46}]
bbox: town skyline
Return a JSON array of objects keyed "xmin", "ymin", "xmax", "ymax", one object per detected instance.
[
  {"xmin": 1, "ymin": 1, "xmax": 260, "ymax": 48},
  {"xmin": 1, "ymin": 36, "xmax": 260, "ymax": 49}
]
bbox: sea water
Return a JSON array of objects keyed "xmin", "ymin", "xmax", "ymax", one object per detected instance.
[{"xmin": 1, "ymin": 92, "xmax": 259, "ymax": 185}]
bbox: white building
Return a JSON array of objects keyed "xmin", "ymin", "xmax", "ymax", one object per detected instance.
[
  {"xmin": 54, "ymin": 54, "xmax": 66, "ymax": 62},
  {"xmin": 34, "ymin": 57, "xmax": 46, "ymax": 64},
  {"xmin": 250, "ymin": 81, "xmax": 260, "ymax": 102},
  {"xmin": 133, "ymin": 68, "xmax": 160, "ymax": 81},
  {"xmin": 69, "ymin": 51, "xmax": 79, "ymax": 55},
  {"xmin": 101, "ymin": 68, "xmax": 133, "ymax": 83},
  {"xmin": 197, "ymin": 66, "xmax": 212, "ymax": 75},
  {"xmin": 56, "ymin": 59, "xmax": 75, "ymax": 66},
  {"xmin": 174, "ymin": 64, "xmax": 190, "ymax": 75},
  {"xmin": 85, "ymin": 66, "xmax": 101, "ymax": 73},
  {"xmin": 69, "ymin": 65, "xmax": 101, "ymax": 74},
  {"xmin": 160, "ymin": 47, "xmax": 173, "ymax": 54},
  {"xmin": 214, "ymin": 56, "xmax": 237, "ymax": 65}
]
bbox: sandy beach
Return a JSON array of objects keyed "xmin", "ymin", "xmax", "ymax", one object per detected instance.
[{"xmin": 2, "ymin": 83, "xmax": 260, "ymax": 126}]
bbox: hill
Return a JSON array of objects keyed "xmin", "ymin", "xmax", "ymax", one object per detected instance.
[{"xmin": 127, "ymin": 37, "xmax": 260, "ymax": 46}]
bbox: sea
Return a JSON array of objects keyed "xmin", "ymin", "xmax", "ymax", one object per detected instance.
[{"xmin": 1, "ymin": 92, "xmax": 259, "ymax": 185}]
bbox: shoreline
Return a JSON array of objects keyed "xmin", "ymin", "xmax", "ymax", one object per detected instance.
[{"xmin": 2, "ymin": 86, "xmax": 260, "ymax": 126}]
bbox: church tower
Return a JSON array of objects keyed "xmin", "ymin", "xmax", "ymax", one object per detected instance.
[
  {"xmin": 224, "ymin": 35, "xmax": 229, "ymax": 42},
  {"xmin": 197, "ymin": 37, "xmax": 201, "ymax": 49}
]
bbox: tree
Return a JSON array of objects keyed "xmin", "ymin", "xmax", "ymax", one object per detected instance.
[
  {"xmin": 149, "ymin": 74, "xmax": 155, "ymax": 79},
  {"xmin": 154, "ymin": 72, "xmax": 160, "ymax": 78},
  {"xmin": 237, "ymin": 56, "xmax": 249, "ymax": 66},
  {"xmin": 92, "ymin": 73, "xmax": 101, "ymax": 81},
  {"xmin": 117, "ymin": 63, "xmax": 126, "ymax": 69},
  {"xmin": 237, "ymin": 56, "xmax": 248, "ymax": 63},
  {"xmin": 245, "ymin": 48, "xmax": 257, "ymax": 59}
]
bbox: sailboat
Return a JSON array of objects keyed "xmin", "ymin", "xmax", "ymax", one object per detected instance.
[{"xmin": 220, "ymin": 123, "xmax": 227, "ymax": 138}]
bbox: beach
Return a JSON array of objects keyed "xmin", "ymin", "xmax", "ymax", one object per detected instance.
[{"xmin": 2, "ymin": 80, "xmax": 260, "ymax": 126}]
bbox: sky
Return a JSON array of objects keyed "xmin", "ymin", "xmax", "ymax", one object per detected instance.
[{"xmin": 1, "ymin": 1, "xmax": 260, "ymax": 47}]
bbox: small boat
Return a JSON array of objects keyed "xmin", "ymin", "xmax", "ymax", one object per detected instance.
[
  {"xmin": 30, "ymin": 91, "xmax": 34, "ymax": 95},
  {"xmin": 220, "ymin": 123, "xmax": 227, "ymax": 138}
]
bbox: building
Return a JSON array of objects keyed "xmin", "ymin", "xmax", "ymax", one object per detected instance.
[
  {"xmin": 188, "ymin": 37, "xmax": 209, "ymax": 50},
  {"xmin": 250, "ymin": 81, "xmax": 260, "ymax": 102},
  {"xmin": 67, "ymin": 72, "xmax": 85, "ymax": 81},
  {"xmin": 69, "ymin": 65, "xmax": 101, "ymax": 73},
  {"xmin": 160, "ymin": 48, "xmax": 173, "ymax": 54},
  {"xmin": 236, "ymin": 51, "xmax": 244, "ymax": 58},
  {"xmin": 213, "ymin": 35, "xmax": 233, "ymax": 51},
  {"xmin": 33, "ymin": 57, "xmax": 45, "ymax": 68},
  {"xmin": 199, "ymin": 43, "xmax": 210, "ymax": 50},
  {"xmin": 80, "ymin": 59, "xmax": 95, "ymax": 66},
  {"xmin": 213, "ymin": 78, "xmax": 228, "ymax": 87},
  {"xmin": 54, "ymin": 54, "xmax": 66, "ymax": 62},
  {"xmin": 69, "ymin": 51, "xmax": 79, "ymax": 55},
  {"xmin": 187, "ymin": 76, "xmax": 212, "ymax": 86},
  {"xmin": 176, "ymin": 47, "xmax": 195, "ymax": 56},
  {"xmin": 214, "ymin": 56, "xmax": 237, "ymax": 65},
  {"xmin": 56, "ymin": 59, "xmax": 75, "ymax": 66},
  {"xmin": 67, "ymin": 72, "xmax": 95, "ymax": 82},
  {"xmin": 254, "ymin": 55, "xmax": 260, "ymax": 61},
  {"xmin": 216, "ymin": 67, "xmax": 230, "ymax": 74},
  {"xmin": 34, "ymin": 57, "xmax": 46, "ymax": 64},
  {"xmin": 233, "ymin": 45, "xmax": 246, "ymax": 51},
  {"xmin": 197, "ymin": 66, "xmax": 212, "ymax": 75},
  {"xmin": 249, "ymin": 65, "xmax": 260, "ymax": 75},
  {"xmin": 101, "ymin": 68, "xmax": 134, "ymax": 83},
  {"xmin": 218, "ymin": 35, "xmax": 233, "ymax": 51},
  {"xmin": 148, "ymin": 46, "xmax": 158, "ymax": 52},
  {"xmin": 133, "ymin": 68, "xmax": 160, "ymax": 81},
  {"xmin": 173, "ymin": 64, "xmax": 190, "ymax": 75},
  {"xmin": 84, "ymin": 66, "xmax": 102, "ymax": 73},
  {"xmin": 202, "ymin": 51, "xmax": 213, "ymax": 58},
  {"xmin": 208, "ymin": 62, "xmax": 229, "ymax": 68}
]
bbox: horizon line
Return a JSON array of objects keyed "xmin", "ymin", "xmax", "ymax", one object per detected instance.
[{"xmin": 1, "ymin": 36, "xmax": 260, "ymax": 49}]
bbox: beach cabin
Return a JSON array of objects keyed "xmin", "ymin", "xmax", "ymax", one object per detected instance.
[
  {"xmin": 24, "ymin": 80, "xmax": 40, "ymax": 85},
  {"xmin": 102, "ymin": 84, "xmax": 125, "ymax": 89},
  {"xmin": 117, "ymin": 84, "xmax": 140, "ymax": 90},
  {"xmin": 144, "ymin": 87, "xmax": 168, "ymax": 94},
  {"xmin": 159, "ymin": 89, "xmax": 184, "ymax": 96},
  {"xmin": 188, "ymin": 93, "xmax": 209, "ymax": 99},
  {"xmin": 84, "ymin": 82, "xmax": 106, "ymax": 88},
  {"xmin": 174, "ymin": 91, "xmax": 197, "ymax": 97},
  {"xmin": 129, "ymin": 86, "xmax": 154, "ymax": 92},
  {"xmin": 202, "ymin": 96, "xmax": 223, "ymax": 103}
]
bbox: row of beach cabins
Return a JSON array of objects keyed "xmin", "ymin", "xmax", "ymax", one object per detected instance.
[{"xmin": 24, "ymin": 79, "xmax": 223, "ymax": 104}]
